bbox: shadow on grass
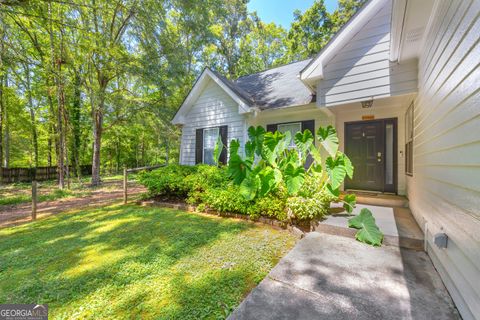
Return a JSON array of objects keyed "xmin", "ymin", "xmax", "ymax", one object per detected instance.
[{"xmin": 0, "ymin": 204, "xmax": 255, "ymax": 318}]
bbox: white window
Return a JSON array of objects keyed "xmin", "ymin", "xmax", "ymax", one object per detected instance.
[
  {"xmin": 278, "ymin": 122, "xmax": 302, "ymax": 149},
  {"xmin": 203, "ymin": 127, "xmax": 219, "ymax": 165}
]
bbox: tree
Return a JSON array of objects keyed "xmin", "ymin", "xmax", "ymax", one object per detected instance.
[
  {"xmin": 80, "ymin": 0, "xmax": 136, "ymax": 186},
  {"xmin": 236, "ymin": 13, "xmax": 287, "ymax": 77},
  {"xmin": 284, "ymin": 0, "xmax": 334, "ymax": 61},
  {"xmin": 330, "ymin": 0, "xmax": 368, "ymax": 33}
]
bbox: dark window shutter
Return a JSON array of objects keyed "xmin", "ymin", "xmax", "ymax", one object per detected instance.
[
  {"xmin": 266, "ymin": 124, "xmax": 278, "ymax": 133},
  {"xmin": 301, "ymin": 120, "xmax": 315, "ymax": 168},
  {"xmin": 195, "ymin": 128, "xmax": 203, "ymax": 164},
  {"xmin": 301, "ymin": 120, "xmax": 315, "ymax": 138},
  {"xmin": 219, "ymin": 125, "xmax": 228, "ymax": 165}
]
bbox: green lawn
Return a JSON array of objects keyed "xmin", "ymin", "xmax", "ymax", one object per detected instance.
[
  {"xmin": 0, "ymin": 204, "xmax": 296, "ymax": 319},
  {"xmin": 0, "ymin": 173, "xmax": 137, "ymax": 206}
]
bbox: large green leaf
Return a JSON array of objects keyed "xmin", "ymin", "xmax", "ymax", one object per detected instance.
[
  {"xmin": 248, "ymin": 126, "xmax": 266, "ymax": 156},
  {"xmin": 258, "ymin": 167, "xmax": 276, "ymax": 197},
  {"xmin": 262, "ymin": 131, "xmax": 285, "ymax": 166},
  {"xmin": 240, "ymin": 170, "xmax": 261, "ymax": 201},
  {"xmin": 325, "ymin": 183, "xmax": 340, "ymax": 197},
  {"xmin": 245, "ymin": 141, "xmax": 256, "ymax": 160},
  {"xmin": 229, "ymin": 139, "xmax": 240, "ymax": 156},
  {"xmin": 228, "ymin": 154, "xmax": 249, "ymax": 184},
  {"xmin": 342, "ymin": 153, "xmax": 354, "ymax": 179},
  {"xmin": 294, "ymin": 130, "xmax": 314, "ymax": 162},
  {"xmin": 348, "ymin": 208, "xmax": 383, "ymax": 246},
  {"xmin": 283, "ymin": 162, "xmax": 305, "ymax": 195},
  {"xmin": 343, "ymin": 193, "xmax": 356, "ymax": 213},
  {"xmin": 325, "ymin": 156, "xmax": 347, "ymax": 189},
  {"xmin": 309, "ymin": 144, "xmax": 322, "ymax": 164},
  {"xmin": 213, "ymin": 135, "xmax": 224, "ymax": 165},
  {"xmin": 228, "ymin": 139, "xmax": 251, "ymax": 185},
  {"xmin": 317, "ymin": 125, "xmax": 339, "ymax": 157}
]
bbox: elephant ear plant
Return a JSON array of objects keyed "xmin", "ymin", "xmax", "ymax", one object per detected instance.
[
  {"xmin": 228, "ymin": 125, "xmax": 357, "ymax": 214},
  {"xmin": 227, "ymin": 124, "xmax": 383, "ymax": 246}
]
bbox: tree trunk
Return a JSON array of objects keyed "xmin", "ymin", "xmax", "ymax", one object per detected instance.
[
  {"xmin": 0, "ymin": 73, "xmax": 4, "ymax": 169},
  {"xmin": 71, "ymin": 73, "xmax": 82, "ymax": 179},
  {"xmin": 56, "ymin": 77, "xmax": 65, "ymax": 189},
  {"xmin": 115, "ymin": 137, "xmax": 120, "ymax": 174},
  {"xmin": 3, "ymin": 73, "xmax": 8, "ymax": 168},
  {"xmin": 25, "ymin": 64, "xmax": 39, "ymax": 168},
  {"xmin": 91, "ymin": 92, "xmax": 104, "ymax": 186}
]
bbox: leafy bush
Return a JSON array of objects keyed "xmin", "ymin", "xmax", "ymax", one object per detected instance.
[
  {"xmin": 286, "ymin": 193, "xmax": 331, "ymax": 221},
  {"xmin": 252, "ymin": 193, "xmax": 287, "ymax": 221},
  {"xmin": 139, "ymin": 125, "xmax": 360, "ymax": 226},
  {"xmin": 201, "ymin": 185, "xmax": 253, "ymax": 215},
  {"xmin": 184, "ymin": 165, "xmax": 230, "ymax": 204},
  {"xmin": 228, "ymin": 125, "xmax": 356, "ymax": 220},
  {"xmin": 138, "ymin": 164, "xmax": 197, "ymax": 197}
]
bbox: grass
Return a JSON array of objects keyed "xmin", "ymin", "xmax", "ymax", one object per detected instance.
[
  {"xmin": 0, "ymin": 189, "xmax": 83, "ymax": 206},
  {"xmin": 0, "ymin": 204, "xmax": 296, "ymax": 319},
  {"xmin": 0, "ymin": 173, "xmax": 137, "ymax": 206}
]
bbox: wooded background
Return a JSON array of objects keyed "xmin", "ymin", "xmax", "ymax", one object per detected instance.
[{"xmin": 0, "ymin": 0, "xmax": 364, "ymax": 186}]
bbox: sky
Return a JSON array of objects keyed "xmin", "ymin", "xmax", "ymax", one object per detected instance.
[{"xmin": 247, "ymin": 0, "xmax": 339, "ymax": 29}]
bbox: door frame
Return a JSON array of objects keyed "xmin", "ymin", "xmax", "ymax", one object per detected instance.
[{"xmin": 344, "ymin": 117, "xmax": 398, "ymax": 194}]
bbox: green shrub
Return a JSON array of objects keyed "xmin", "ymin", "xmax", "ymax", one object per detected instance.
[
  {"xmin": 286, "ymin": 194, "xmax": 330, "ymax": 221},
  {"xmin": 201, "ymin": 185, "xmax": 253, "ymax": 215},
  {"xmin": 284, "ymin": 173, "xmax": 338, "ymax": 221},
  {"xmin": 252, "ymin": 194, "xmax": 287, "ymax": 221},
  {"xmin": 138, "ymin": 164, "xmax": 197, "ymax": 197},
  {"xmin": 184, "ymin": 165, "xmax": 230, "ymax": 204}
]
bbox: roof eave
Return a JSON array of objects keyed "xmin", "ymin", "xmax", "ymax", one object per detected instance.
[{"xmin": 299, "ymin": 0, "xmax": 387, "ymax": 82}]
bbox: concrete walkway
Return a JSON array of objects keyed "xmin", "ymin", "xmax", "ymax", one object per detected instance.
[{"xmin": 228, "ymin": 232, "xmax": 460, "ymax": 320}]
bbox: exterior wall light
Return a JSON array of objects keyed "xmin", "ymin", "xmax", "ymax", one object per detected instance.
[{"xmin": 361, "ymin": 98, "xmax": 374, "ymax": 108}]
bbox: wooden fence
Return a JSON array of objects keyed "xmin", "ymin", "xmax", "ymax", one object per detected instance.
[
  {"xmin": 0, "ymin": 165, "xmax": 92, "ymax": 183},
  {"xmin": 123, "ymin": 164, "xmax": 165, "ymax": 204}
]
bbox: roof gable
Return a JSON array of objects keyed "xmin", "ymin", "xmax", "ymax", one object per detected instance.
[
  {"xmin": 172, "ymin": 68, "xmax": 252, "ymax": 125},
  {"xmin": 300, "ymin": 0, "xmax": 389, "ymax": 83}
]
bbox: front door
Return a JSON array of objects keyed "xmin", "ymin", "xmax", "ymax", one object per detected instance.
[{"xmin": 345, "ymin": 119, "xmax": 397, "ymax": 193}]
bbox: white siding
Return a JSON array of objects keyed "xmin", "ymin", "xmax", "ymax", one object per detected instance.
[
  {"xmin": 408, "ymin": 1, "xmax": 480, "ymax": 319},
  {"xmin": 179, "ymin": 79, "xmax": 246, "ymax": 165},
  {"xmin": 318, "ymin": 0, "xmax": 417, "ymax": 106}
]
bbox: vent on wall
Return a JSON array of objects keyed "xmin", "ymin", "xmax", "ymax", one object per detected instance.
[{"xmin": 405, "ymin": 27, "xmax": 424, "ymax": 43}]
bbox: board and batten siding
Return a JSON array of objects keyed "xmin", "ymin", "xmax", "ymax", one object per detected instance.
[
  {"xmin": 407, "ymin": 1, "xmax": 480, "ymax": 319},
  {"xmin": 318, "ymin": 0, "xmax": 417, "ymax": 107},
  {"xmin": 179, "ymin": 79, "xmax": 246, "ymax": 165}
]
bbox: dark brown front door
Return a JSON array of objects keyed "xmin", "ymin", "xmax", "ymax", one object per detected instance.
[{"xmin": 345, "ymin": 119, "xmax": 397, "ymax": 193}]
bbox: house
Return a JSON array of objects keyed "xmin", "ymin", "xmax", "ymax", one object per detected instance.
[{"xmin": 172, "ymin": 0, "xmax": 480, "ymax": 319}]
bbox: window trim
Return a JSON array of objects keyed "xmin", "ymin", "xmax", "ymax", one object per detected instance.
[
  {"xmin": 405, "ymin": 102, "xmax": 414, "ymax": 176},
  {"xmin": 202, "ymin": 127, "xmax": 219, "ymax": 165}
]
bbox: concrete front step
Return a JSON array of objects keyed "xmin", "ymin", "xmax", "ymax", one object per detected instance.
[
  {"xmin": 318, "ymin": 203, "xmax": 424, "ymax": 251},
  {"xmin": 344, "ymin": 192, "xmax": 409, "ymax": 208}
]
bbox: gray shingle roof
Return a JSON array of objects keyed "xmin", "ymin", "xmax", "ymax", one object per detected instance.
[
  {"xmin": 209, "ymin": 69, "xmax": 255, "ymax": 106},
  {"xmin": 234, "ymin": 59, "xmax": 314, "ymax": 110}
]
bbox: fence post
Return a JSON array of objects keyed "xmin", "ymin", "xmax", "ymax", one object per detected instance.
[
  {"xmin": 32, "ymin": 180, "xmax": 37, "ymax": 220},
  {"xmin": 123, "ymin": 167, "xmax": 128, "ymax": 205}
]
